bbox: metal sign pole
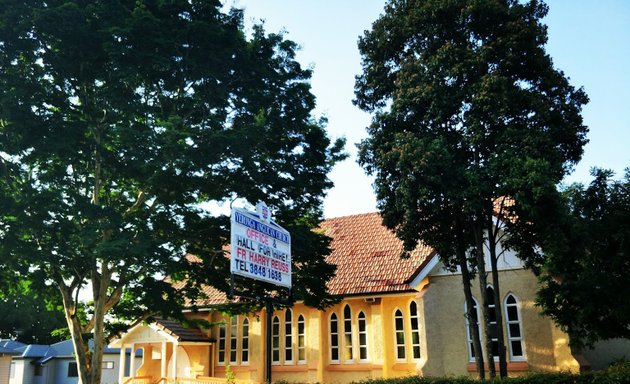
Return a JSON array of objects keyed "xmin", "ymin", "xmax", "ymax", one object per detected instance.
[
  {"xmin": 265, "ymin": 298, "xmax": 273, "ymax": 384},
  {"xmin": 229, "ymin": 202, "xmax": 293, "ymax": 384}
]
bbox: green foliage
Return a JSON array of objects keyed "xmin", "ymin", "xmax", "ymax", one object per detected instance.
[
  {"xmin": 536, "ymin": 168, "xmax": 630, "ymax": 348},
  {"xmin": 345, "ymin": 362, "xmax": 630, "ymax": 384},
  {"xmin": 0, "ymin": 1, "xmax": 344, "ymax": 383},
  {"xmin": 355, "ymin": 0, "xmax": 588, "ymax": 378},
  {"xmin": 355, "ymin": 0, "xmax": 588, "ymax": 263},
  {"xmin": 225, "ymin": 364, "xmax": 235, "ymax": 384},
  {"xmin": 0, "ymin": 280, "xmax": 67, "ymax": 344}
]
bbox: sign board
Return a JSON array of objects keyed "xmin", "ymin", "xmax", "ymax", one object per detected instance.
[{"xmin": 230, "ymin": 203, "xmax": 292, "ymax": 289}]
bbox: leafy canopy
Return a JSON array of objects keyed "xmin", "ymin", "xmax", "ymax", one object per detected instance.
[
  {"xmin": 537, "ymin": 169, "xmax": 630, "ymax": 348},
  {"xmin": 0, "ymin": 1, "xmax": 344, "ymax": 382},
  {"xmin": 355, "ymin": 0, "xmax": 588, "ymax": 258}
]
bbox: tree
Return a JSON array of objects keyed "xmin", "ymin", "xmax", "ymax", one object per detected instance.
[
  {"xmin": 0, "ymin": 1, "xmax": 344, "ymax": 383},
  {"xmin": 536, "ymin": 168, "xmax": 630, "ymax": 349},
  {"xmin": 0, "ymin": 280, "xmax": 68, "ymax": 344},
  {"xmin": 355, "ymin": 0, "xmax": 588, "ymax": 378}
]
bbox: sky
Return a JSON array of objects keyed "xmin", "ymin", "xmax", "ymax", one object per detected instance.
[{"xmin": 227, "ymin": 0, "xmax": 630, "ymax": 219}]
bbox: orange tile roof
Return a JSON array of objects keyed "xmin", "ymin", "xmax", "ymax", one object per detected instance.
[
  {"xmin": 185, "ymin": 212, "xmax": 435, "ymax": 306},
  {"xmin": 321, "ymin": 212, "xmax": 434, "ymax": 296}
]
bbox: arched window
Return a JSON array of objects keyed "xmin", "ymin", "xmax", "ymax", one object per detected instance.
[
  {"xmin": 272, "ymin": 316, "xmax": 280, "ymax": 364},
  {"xmin": 330, "ymin": 313, "xmax": 339, "ymax": 363},
  {"xmin": 358, "ymin": 311, "xmax": 368, "ymax": 361},
  {"xmin": 409, "ymin": 301, "xmax": 421, "ymax": 359},
  {"xmin": 297, "ymin": 314, "xmax": 306, "ymax": 363},
  {"xmin": 218, "ymin": 323, "xmax": 226, "ymax": 364},
  {"xmin": 241, "ymin": 318, "xmax": 249, "ymax": 364},
  {"xmin": 464, "ymin": 298, "xmax": 481, "ymax": 361},
  {"xmin": 229, "ymin": 316, "xmax": 238, "ymax": 363},
  {"xmin": 343, "ymin": 305, "xmax": 353, "ymax": 361},
  {"xmin": 486, "ymin": 286, "xmax": 499, "ymax": 357},
  {"xmin": 394, "ymin": 309, "xmax": 405, "ymax": 360},
  {"xmin": 285, "ymin": 309, "xmax": 293, "ymax": 363},
  {"xmin": 505, "ymin": 294, "xmax": 525, "ymax": 360}
]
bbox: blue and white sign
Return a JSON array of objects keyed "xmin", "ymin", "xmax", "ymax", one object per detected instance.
[{"xmin": 230, "ymin": 202, "xmax": 292, "ymax": 288}]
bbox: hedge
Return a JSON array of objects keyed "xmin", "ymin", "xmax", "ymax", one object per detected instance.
[{"xmin": 349, "ymin": 361, "xmax": 630, "ymax": 384}]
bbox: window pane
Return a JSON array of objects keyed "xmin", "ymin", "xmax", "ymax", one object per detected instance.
[
  {"xmin": 298, "ymin": 346, "xmax": 306, "ymax": 361},
  {"xmin": 397, "ymin": 346, "xmax": 406, "ymax": 359},
  {"xmin": 507, "ymin": 305, "xmax": 518, "ymax": 321},
  {"xmin": 68, "ymin": 362, "xmax": 78, "ymax": 377},
  {"xmin": 489, "ymin": 323, "xmax": 498, "ymax": 338},
  {"xmin": 298, "ymin": 314, "xmax": 306, "ymax": 363},
  {"xmin": 218, "ymin": 324, "xmax": 226, "ymax": 363},
  {"xmin": 489, "ymin": 307, "xmax": 497, "ymax": 322},
  {"xmin": 486, "ymin": 287, "xmax": 495, "ymax": 304},
  {"xmin": 242, "ymin": 318, "xmax": 249, "ymax": 364},
  {"xmin": 511, "ymin": 341, "xmax": 524, "ymax": 357},
  {"xmin": 410, "ymin": 301, "xmax": 418, "ymax": 316},
  {"xmin": 492, "ymin": 340, "xmax": 499, "ymax": 356},
  {"xmin": 413, "ymin": 346, "xmax": 421, "ymax": 359},
  {"xmin": 509, "ymin": 323, "xmax": 521, "ymax": 338}
]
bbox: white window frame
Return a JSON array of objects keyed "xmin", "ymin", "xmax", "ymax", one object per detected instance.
[
  {"xmin": 465, "ymin": 297, "xmax": 482, "ymax": 362},
  {"xmin": 394, "ymin": 308, "xmax": 406, "ymax": 361},
  {"xmin": 217, "ymin": 322, "xmax": 226, "ymax": 365},
  {"xmin": 297, "ymin": 314, "xmax": 307, "ymax": 364},
  {"xmin": 343, "ymin": 304, "xmax": 353, "ymax": 362},
  {"xmin": 329, "ymin": 313, "xmax": 340, "ymax": 364},
  {"xmin": 358, "ymin": 311, "xmax": 368, "ymax": 362},
  {"xmin": 241, "ymin": 317, "xmax": 250, "ymax": 365},
  {"xmin": 272, "ymin": 315, "xmax": 281, "ymax": 364},
  {"xmin": 409, "ymin": 301, "xmax": 421, "ymax": 360},
  {"xmin": 285, "ymin": 309, "xmax": 294, "ymax": 364},
  {"xmin": 229, "ymin": 316, "xmax": 238, "ymax": 364},
  {"xmin": 486, "ymin": 286, "xmax": 499, "ymax": 359},
  {"xmin": 504, "ymin": 293, "xmax": 526, "ymax": 361}
]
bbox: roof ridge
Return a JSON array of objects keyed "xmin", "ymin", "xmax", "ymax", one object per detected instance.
[{"xmin": 323, "ymin": 211, "xmax": 380, "ymax": 221}]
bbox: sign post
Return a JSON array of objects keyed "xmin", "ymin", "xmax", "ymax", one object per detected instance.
[{"xmin": 230, "ymin": 202, "xmax": 292, "ymax": 384}]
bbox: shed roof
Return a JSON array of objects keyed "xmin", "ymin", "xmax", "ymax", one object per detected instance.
[{"xmin": 152, "ymin": 318, "xmax": 211, "ymax": 343}]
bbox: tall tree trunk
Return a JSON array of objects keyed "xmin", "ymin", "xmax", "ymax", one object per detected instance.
[
  {"xmin": 57, "ymin": 280, "xmax": 92, "ymax": 384},
  {"xmin": 486, "ymin": 213, "xmax": 508, "ymax": 378},
  {"xmin": 457, "ymin": 241, "xmax": 485, "ymax": 379},
  {"xmin": 90, "ymin": 265, "xmax": 109, "ymax": 384},
  {"xmin": 473, "ymin": 222, "xmax": 496, "ymax": 378}
]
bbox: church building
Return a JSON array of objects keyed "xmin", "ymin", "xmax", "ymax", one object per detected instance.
[{"xmin": 110, "ymin": 212, "xmax": 628, "ymax": 383}]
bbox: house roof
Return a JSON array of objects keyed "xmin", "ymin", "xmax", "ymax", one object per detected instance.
[
  {"xmin": 152, "ymin": 318, "xmax": 211, "ymax": 343},
  {"xmin": 186, "ymin": 212, "xmax": 436, "ymax": 306},
  {"xmin": 0, "ymin": 346, "xmax": 18, "ymax": 355},
  {"xmin": 0, "ymin": 339, "xmax": 122, "ymax": 363},
  {"xmin": 321, "ymin": 212, "xmax": 434, "ymax": 295},
  {"xmin": 0, "ymin": 339, "xmax": 26, "ymax": 353}
]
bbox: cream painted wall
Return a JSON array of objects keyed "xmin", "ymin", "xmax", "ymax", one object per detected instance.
[
  {"xmin": 422, "ymin": 268, "xmax": 580, "ymax": 376},
  {"xmin": 171, "ymin": 267, "xmax": 630, "ymax": 383}
]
